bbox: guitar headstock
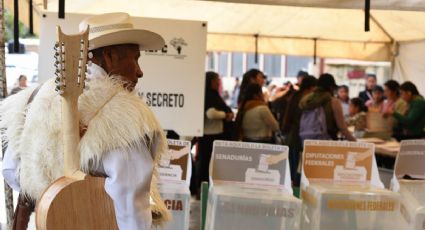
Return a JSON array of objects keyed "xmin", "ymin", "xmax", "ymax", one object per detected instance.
[{"xmin": 54, "ymin": 26, "xmax": 89, "ymax": 98}]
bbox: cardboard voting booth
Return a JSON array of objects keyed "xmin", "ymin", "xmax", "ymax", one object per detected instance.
[
  {"xmin": 391, "ymin": 140, "xmax": 425, "ymax": 230},
  {"xmin": 205, "ymin": 141, "xmax": 302, "ymax": 230},
  {"xmin": 301, "ymin": 140, "xmax": 402, "ymax": 230},
  {"xmin": 157, "ymin": 139, "xmax": 192, "ymax": 230}
]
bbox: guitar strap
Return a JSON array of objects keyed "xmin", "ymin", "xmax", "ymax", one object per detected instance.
[{"xmin": 12, "ymin": 84, "xmax": 42, "ymax": 230}]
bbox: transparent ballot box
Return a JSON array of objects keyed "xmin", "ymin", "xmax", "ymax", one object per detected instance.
[
  {"xmin": 301, "ymin": 140, "xmax": 402, "ymax": 230},
  {"xmin": 391, "ymin": 140, "xmax": 425, "ymax": 229},
  {"xmin": 156, "ymin": 139, "xmax": 192, "ymax": 230},
  {"xmin": 206, "ymin": 141, "xmax": 301, "ymax": 230},
  {"xmin": 206, "ymin": 185, "xmax": 301, "ymax": 230},
  {"xmin": 301, "ymin": 183, "xmax": 402, "ymax": 230},
  {"xmin": 159, "ymin": 185, "xmax": 191, "ymax": 230}
]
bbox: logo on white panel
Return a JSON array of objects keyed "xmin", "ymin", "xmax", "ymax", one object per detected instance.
[{"xmin": 144, "ymin": 37, "xmax": 188, "ymax": 60}]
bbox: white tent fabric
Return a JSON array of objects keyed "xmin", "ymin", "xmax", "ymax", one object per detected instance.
[
  {"xmin": 393, "ymin": 41, "xmax": 425, "ymax": 94},
  {"xmin": 17, "ymin": 0, "xmax": 425, "ymax": 61},
  {"xmin": 202, "ymin": 0, "xmax": 425, "ymax": 11}
]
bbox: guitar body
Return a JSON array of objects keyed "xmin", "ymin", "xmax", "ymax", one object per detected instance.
[{"xmin": 36, "ymin": 175, "xmax": 118, "ymax": 230}]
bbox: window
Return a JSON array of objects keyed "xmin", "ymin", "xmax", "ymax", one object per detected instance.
[
  {"xmin": 247, "ymin": 53, "xmax": 259, "ymax": 70},
  {"xmin": 206, "ymin": 52, "xmax": 215, "ymax": 71},
  {"xmin": 263, "ymin": 54, "xmax": 281, "ymax": 78},
  {"xmin": 286, "ymin": 56, "xmax": 312, "ymax": 77},
  {"xmin": 218, "ymin": 52, "xmax": 229, "ymax": 77},
  {"xmin": 231, "ymin": 52, "xmax": 243, "ymax": 78}
]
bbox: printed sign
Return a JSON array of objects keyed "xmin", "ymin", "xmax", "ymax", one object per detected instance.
[
  {"xmin": 38, "ymin": 13, "xmax": 206, "ymax": 136},
  {"xmin": 158, "ymin": 139, "xmax": 191, "ymax": 185},
  {"xmin": 395, "ymin": 140, "xmax": 425, "ymax": 179},
  {"xmin": 303, "ymin": 140, "xmax": 374, "ymax": 183},
  {"xmin": 211, "ymin": 141, "xmax": 289, "ymax": 189}
]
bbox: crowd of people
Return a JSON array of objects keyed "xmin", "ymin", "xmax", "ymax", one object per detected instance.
[{"xmin": 193, "ymin": 69, "xmax": 425, "ymax": 192}]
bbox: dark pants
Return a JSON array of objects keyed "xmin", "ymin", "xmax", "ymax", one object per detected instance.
[
  {"xmin": 196, "ymin": 134, "xmax": 223, "ymax": 190},
  {"xmin": 288, "ymin": 146, "xmax": 301, "ymax": 186},
  {"xmin": 12, "ymin": 194, "xmax": 35, "ymax": 230}
]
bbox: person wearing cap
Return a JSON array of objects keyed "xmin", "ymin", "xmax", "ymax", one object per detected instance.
[
  {"xmin": 1, "ymin": 13, "xmax": 169, "ymax": 229},
  {"xmin": 299, "ymin": 73, "xmax": 356, "ymax": 141}
]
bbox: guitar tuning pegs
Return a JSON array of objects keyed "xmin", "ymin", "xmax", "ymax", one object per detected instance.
[
  {"xmin": 87, "ymin": 60, "xmax": 92, "ymax": 67},
  {"xmin": 55, "ymin": 85, "xmax": 62, "ymax": 92},
  {"xmin": 55, "ymin": 77, "xmax": 60, "ymax": 83},
  {"xmin": 88, "ymin": 52, "xmax": 93, "ymax": 59}
]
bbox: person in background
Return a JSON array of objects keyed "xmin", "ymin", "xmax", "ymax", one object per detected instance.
[
  {"xmin": 383, "ymin": 80, "xmax": 407, "ymax": 116},
  {"xmin": 282, "ymin": 75, "xmax": 317, "ymax": 185},
  {"xmin": 337, "ymin": 85, "xmax": 350, "ymax": 118},
  {"xmin": 358, "ymin": 73, "xmax": 377, "ymax": 105},
  {"xmin": 366, "ymin": 85, "xmax": 385, "ymax": 113},
  {"xmin": 222, "ymin": 90, "xmax": 231, "ymax": 106},
  {"xmin": 270, "ymin": 81, "xmax": 295, "ymax": 122},
  {"xmin": 235, "ymin": 84, "xmax": 279, "ymax": 143},
  {"xmin": 231, "ymin": 77, "xmax": 240, "ymax": 108},
  {"xmin": 295, "ymin": 70, "xmax": 309, "ymax": 90},
  {"xmin": 382, "ymin": 80, "xmax": 407, "ymax": 137},
  {"xmin": 346, "ymin": 97, "xmax": 367, "ymax": 138},
  {"xmin": 10, "ymin": 75, "xmax": 28, "ymax": 95},
  {"xmin": 237, "ymin": 69, "xmax": 266, "ymax": 105},
  {"xmin": 388, "ymin": 81, "xmax": 425, "ymax": 140},
  {"xmin": 197, "ymin": 71, "xmax": 234, "ymax": 194},
  {"xmin": 299, "ymin": 73, "xmax": 356, "ymax": 141}
]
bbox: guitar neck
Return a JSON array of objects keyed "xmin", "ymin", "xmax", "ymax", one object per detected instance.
[
  {"xmin": 55, "ymin": 26, "xmax": 89, "ymax": 178},
  {"xmin": 62, "ymin": 96, "xmax": 81, "ymax": 177}
]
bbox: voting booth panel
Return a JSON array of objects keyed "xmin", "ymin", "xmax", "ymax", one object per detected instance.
[
  {"xmin": 301, "ymin": 140, "xmax": 402, "ymax": 230},
  {"xmin": 391, "ymin": 140, "xmax": 425, "ymax": 230},
  {"xmin": 38, "ymin": 12, "xmax": 206, "ymax": 137},
  {"xmin": 206, "ymin": 141, "xmax": 301, "ymax": 230},
  {"xmin": 157, "ymin": 140, "xmax": 192, "ymax": 230}
]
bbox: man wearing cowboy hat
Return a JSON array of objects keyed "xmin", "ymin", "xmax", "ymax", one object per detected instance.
[{"xmin": 1, "ymin": 13, "xmax": 169, "ymax": 229}]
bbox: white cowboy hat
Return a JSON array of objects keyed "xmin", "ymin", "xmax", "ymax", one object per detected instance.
[{"xmin": 79, "ymin": 12, "xmax": 165, "ymax": 51}]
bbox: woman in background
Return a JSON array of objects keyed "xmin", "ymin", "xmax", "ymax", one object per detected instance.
[
  {"xmin": 10, "ymin": 75, "xmax": 28, "ymax": 95},
  {"xmin": 337, "ymin": 85, "xmax": 350, "ymax": 118},
  {"xmin": 346, "ymin": 97, "xmax": 367, "ymax": 138},
  {"xmin": 282, "ymin": 75, "xmax": 317, "ymax": 185},
  {"xmin": 237, "ymin": 69, "xmax": 266, "ymax": 105},
  {"xmin": 382, "ymin": 80, "xmax": 407, "ymax": 137},
  {"xmin": 235, "ymin": 84, "xmax": 279, "ymax": 143},
  {"xmin": 366, "ymin": 85, "xmax": 385, "ymax": 112},
  {"xmin": 383, "ymin": 80, "xmax": 407, "ymax": 116},
  {"xmin": 389, "ymin": 81, "xmax": 425, "ymax": 140},
  {"xmin": 197, "ymin": 71, "xmax": 234, "ymax": 194}
]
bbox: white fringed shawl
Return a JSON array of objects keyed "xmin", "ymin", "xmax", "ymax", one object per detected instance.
[{"xmin": 0, "ymin": 72, "xmax": 170, "ymax": 225}]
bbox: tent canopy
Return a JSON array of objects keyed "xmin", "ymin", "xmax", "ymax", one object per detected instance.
[{"xmin": 8, "ymin": 0, "xmax": 425, "ymax": 61}]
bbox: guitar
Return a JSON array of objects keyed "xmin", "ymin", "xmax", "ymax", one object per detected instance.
[{"xmin": 36, "ymin": 26, "xmax": 118, "ymax": 230}]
